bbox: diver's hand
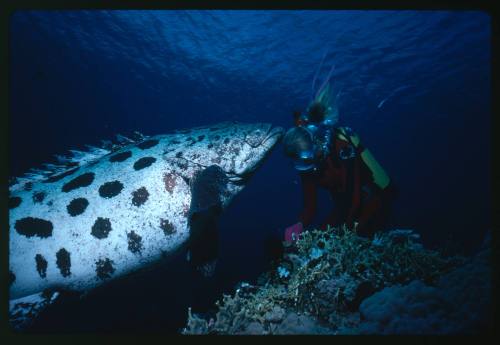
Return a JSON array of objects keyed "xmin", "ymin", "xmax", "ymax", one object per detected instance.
[{"xmin": 284, "ymin": 222, "xmax": 304, "ymax": 244}]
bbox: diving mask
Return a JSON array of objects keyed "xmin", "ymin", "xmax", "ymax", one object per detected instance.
[{"xmin": 293, "ymin": 148, "xmax": 318, "ymax": 172}]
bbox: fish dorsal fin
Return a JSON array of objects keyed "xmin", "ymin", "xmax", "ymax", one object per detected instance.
[{"xmin": 9, "ymin": 131, "xmax": 148, "ymax": 193}]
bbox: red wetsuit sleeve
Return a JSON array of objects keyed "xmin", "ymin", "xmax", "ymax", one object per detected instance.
[{"xmin": 299, "ymin": 173, "xmax": 317, "ymax": 227}]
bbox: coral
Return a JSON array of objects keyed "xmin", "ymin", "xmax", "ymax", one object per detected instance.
[
  {"xmin": 314, "ymin": 273, "xmax": 359, "ymax": 314},
  {"xmin": 273, "ymin": 312, "xmax": 334, "ymax": 335},
  {"xmin": 183, "ymin": 225, "xmax": 467, "ymax": 335},
  {"xmin": 277, "ymin": 266, "xmax": 290, "ymax": 279},
  {"xmin": 358, "ymin": 280, "xmax": 450, "ymax": 334},
  {"xmin": 239, "ymin": 322, "xmax": 265, "ymax": 335},
  {"xmin": 357, "ymin": 248, "xmax": 491, "ymax": 334},
  {"xmin": 264, "ymin": 306, "xmax": 285, "ymax": 323}
]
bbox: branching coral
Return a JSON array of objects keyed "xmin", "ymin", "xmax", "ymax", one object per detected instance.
[{"xmin": 183, "ymin": 225, "xmax": 465, "ymax": 335}]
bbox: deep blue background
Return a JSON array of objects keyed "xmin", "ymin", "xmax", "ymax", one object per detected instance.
[{"xmin": 9, "ymin": 10, "xmax": 491, "ymax": 332}]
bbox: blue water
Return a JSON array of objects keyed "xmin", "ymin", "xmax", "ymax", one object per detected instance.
[{"xmin": 9, "ymin": 10, "xmax": 491, "ymax": 332}]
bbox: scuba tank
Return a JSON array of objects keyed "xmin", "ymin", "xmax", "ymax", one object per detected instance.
[{"xmin": 335, "ymin": 126, "xmax": 391, "ymax": 190}]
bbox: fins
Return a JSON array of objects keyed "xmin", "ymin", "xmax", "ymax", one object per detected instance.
[
  {"xmin": 188, "ymin": 208, "xmax": 219, "ymax": 277},
  {"xmin": 188, "ymin": 165, "xmax": 228, "ymax": 215},
  {"xmin": 196, "ymin": 259, "xmax": 217, "ymax": 278},
  {"xmin": 187, "ymin": 165, "xmax": 227, "ymax": 278},
  {"xmin": 9, "ymin": 290, "xmax": 60, "ymax": 331}
]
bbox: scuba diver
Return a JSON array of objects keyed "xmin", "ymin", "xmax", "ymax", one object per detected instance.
[{"xmin": 278, "ymin": 81, "xmax": 398, "ymax": 246}]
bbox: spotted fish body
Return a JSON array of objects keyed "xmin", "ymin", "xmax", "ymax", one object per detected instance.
[{"xmin": 9, "ymin": 122, "xmax": 283, "ymax": 311}]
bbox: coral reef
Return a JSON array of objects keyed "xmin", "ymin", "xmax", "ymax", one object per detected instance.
[
  {"xmin": 358, "ymin": 247, "xmax": 491, "ymax": 334},
  {"xmin": 183, "ymin": 225, "xmax": 477, "ymax": 335}
]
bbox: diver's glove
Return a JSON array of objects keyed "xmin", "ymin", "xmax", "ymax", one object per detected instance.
[{"xmin": 284, "ymin": 222, "xmax": 304, "ymax": 244}]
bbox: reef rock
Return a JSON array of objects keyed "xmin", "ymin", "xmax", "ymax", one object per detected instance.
[
  {"xmin": 183, "ymin": 226, "xmax": 479, "ymax": 335},
  {"xmin": 357, "ymin": 248, "xmax": 491, "ymax": 334},
  {"xmin": 315, "ymin": 273, "xmax": 358, "ymax": 313},
  {"xmin": 264, "ymin": 306, "xmax": 286, "ymax": 323},
  {"xmin": 238, "ymin": 322, "xmax": 266, "ymax": 335},
  {"xmin": 273, "ymin": 312, "xmax": 334, "ymax": 335}
]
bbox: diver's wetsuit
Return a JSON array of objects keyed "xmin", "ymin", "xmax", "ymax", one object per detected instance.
[{"xmin": 299, "ymin": 130, "xmax": 397, "ymax": 237}]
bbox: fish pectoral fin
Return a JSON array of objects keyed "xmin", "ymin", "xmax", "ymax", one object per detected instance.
[
  {"xmin": 9, "ymin": 290, "xmax": 61, "ymax": 331},
  {"xmin": 196, "ymin": 259, "xmax": 218, "ymax": 278},
  {"xmin": 188, "ymin": 213, "xmax": 219, "ymax": 264}
]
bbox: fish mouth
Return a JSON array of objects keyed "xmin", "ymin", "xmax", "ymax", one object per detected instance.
[
  {"xmin": 228, "ymin": 125, "xmax": 284, "ymax": 184},
  {"xmin": 262, "ymin": 126, "xmax": 285, "ymax": 146}
]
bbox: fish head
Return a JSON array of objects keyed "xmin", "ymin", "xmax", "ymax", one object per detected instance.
[
  {"xmin": 163, "ymin": 121, "xmax": 284, "ymax": 207},
  {"xmin": 219, "ymin": 122, "xmax": 284, "ymax": 181}
]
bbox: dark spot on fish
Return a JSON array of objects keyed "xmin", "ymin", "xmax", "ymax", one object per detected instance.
[
  {"xmin": 47, "ymin": 200, "xmax": 53, "ymax": 207},
  {"xmin": 131, "ymin": 187, "xmax": 149, "ymax": 206},
  {"xmin": 127, "ymin": 231, "xmax": 143, "ymax": 254},
  {"xmin": 62, "ymin": 172, "xmax": 95, "ymax": 193},
  {"xmin": 32, "ymin": 191, "xmax": 46, "ymax": 204},
  {"xmin": 133, "ymin": 157, "xmax": 156, "ymax": 170},
  {"xmin": 44, "ymin": 167, "xmax": 79, "ymax": 183},
  {"xmin": 91, "ymin": 217, "xmax": 112, "ymax": 239},
  {"xmin": 24, "ymin": 182, "xmax": 33, "ymax": 191},
  {"xmin": 56, "ymin": 248, "xmax": 71, "ymax": 277},
  {"xmin": 15, "ymin": 217, "xmax": 53, "ymax": 238},
  {"xmin": 66, "ymin": 197, "xmax": 89, "ymax": 216},
  {"xmin": 96, "ymin": 258, "xmax": 115, "ymax": 280},
  {"xmin": 98, "ymin": 180, "xmax": 124, "ymax": 198},
  {"xmin": 109, "ymin": 150, "xmax": 132, "ymax": 163},
  {"xmin": 224, "ymin": 138, "xmax": 230, "ymax": 144},
  {"xmin": 9, "ymin": 196, "xmax": 22, "ymax": 209},
  {"xmin": 175, "ymin": 159, "xmax": 188, "ymax": 171},
  {"xmin": 10, "ymin": 271, "xmax": 15, "ymax": 286},
  {"xmin": 137, "ymin": 139, "xmax": 159, "ymax": 150},
  {"xmin": 160, "ymin": 218, "xmax": 176, "ymax": 236},
  {"xmin": 208, "ymin": 143, "xmax": 214, "ymax": 149},
  {"xmin": 231, "ymin": 146, "xmax": 240, "ymax": 155},
  {"xmin": 163, "ymin": 173, "xmax": 177, "ymax": 194},
  {"xmin": 35, "ymin": 254, "xmax": 48, "ymax": 278},
  {"xmin": 175, "ymin": 151, "xmax": 183, "ymax": 158},
  {"xmin": 198, "ymin": 135, "xmax": 205, "ymax": 142}
]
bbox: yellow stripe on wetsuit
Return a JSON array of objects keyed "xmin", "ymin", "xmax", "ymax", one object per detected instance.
[{"xmin": 336, "ymin": 127, "xmax": 391, "ymax": 190}]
